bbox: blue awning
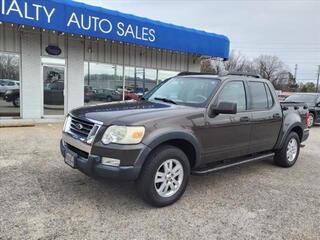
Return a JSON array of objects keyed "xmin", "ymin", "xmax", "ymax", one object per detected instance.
[{"xmin": 0, "ymin": 0, "xmax": 230, "ymax": 59}]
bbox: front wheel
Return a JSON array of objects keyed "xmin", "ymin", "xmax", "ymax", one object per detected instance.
[
  {"xmin": 274, "ymin": 132, "xmax": 300, "ymax": 168},
  {"xmin": 136, "ymin": 145, "xmax": 190, "ymax": 207}
]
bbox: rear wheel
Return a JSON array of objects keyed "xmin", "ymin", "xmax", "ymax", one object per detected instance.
[
  {"xmin": 308, "ymin": 113, "xmax": 314, "ymax": 128},
  {"xmin": 136, "ymin": 145, "xmax": 190, "ymax": 207},
  {"xmin": 106, "ymin": 96, "xmax": 112, "ymax": 102},
  {"xmin": 274, "ymin": 132, "xmax": 300, "ymax": 168},
  {"xmin": 13, "ymin": 97, "xmax": 20, "ymax": 107}
]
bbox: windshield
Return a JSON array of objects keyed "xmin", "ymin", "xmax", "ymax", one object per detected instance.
[
  {"xmin": 144, "ymin": 77, "xmax": 220, "ymax": 107},
  {"xmin": 285, "ymin": 94, "xmax": 317, "ymax": 104}
]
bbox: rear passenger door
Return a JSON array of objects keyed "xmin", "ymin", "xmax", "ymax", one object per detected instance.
[{"xmin": 247, "ymin": 81, "xmax": 282, "ymax": 153}]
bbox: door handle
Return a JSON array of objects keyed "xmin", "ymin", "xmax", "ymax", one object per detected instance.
[
  {"xmin": 240, "ymin": 116, "xmax": 250, "ymax": 122},
  {"xmin": 273, "ymin": 113, "xmax": 281, "ymax": 119}
]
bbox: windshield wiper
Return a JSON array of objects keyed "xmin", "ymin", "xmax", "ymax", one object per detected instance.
[{"xmin": 154, "ymin": 97, "xmax": 177, "ymax": 104}]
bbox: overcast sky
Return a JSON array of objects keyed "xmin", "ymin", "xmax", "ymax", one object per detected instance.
[{"xmin": 78, "ymin": 0, "xmax": 320, "ymax": 83}]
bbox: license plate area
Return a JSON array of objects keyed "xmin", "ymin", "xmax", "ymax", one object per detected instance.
[{"xmin": 64, "ymin": 150, "xmax": 77, "ymax": 168}]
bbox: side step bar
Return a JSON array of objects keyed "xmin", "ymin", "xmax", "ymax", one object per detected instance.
[{"xmin": 192, "ymin": 153, "xmax": 275, "ymax": 176}]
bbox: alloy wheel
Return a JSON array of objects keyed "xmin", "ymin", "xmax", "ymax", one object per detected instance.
[
  {"xmin": 287, "ymin": 138, "xmax": 298, "ymax": 162},
  {"xmin": 154, "ymin": 159, "xmax": 184, "ymax": 198}
]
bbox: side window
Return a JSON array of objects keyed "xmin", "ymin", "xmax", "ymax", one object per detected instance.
[
  {"xmin": 217, "ymin": 81, "xmax": 247, "ymax": 112},
  {"xmin": 265, "ymin": 84, "xmax": 274, "ymax": 108},
  {"xmin": 248, "ymin": 81, "xmax": 268, "ymax": 110}
]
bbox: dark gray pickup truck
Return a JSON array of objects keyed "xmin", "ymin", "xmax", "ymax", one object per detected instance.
[{"xmin": 61, "ymin": 72, "xmax": 310, "ymax": 207}]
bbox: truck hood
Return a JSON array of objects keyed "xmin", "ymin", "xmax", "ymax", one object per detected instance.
[{"xmin": 70, "ymin": 100, "xmax": 197, "ymax": 125}]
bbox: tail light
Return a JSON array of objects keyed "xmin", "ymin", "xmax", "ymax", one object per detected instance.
[{"xmin": 305, "ymin": 111, "xmax": 310, "ymax": 126}]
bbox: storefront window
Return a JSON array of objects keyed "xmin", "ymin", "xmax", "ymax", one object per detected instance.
[
  {"xmin": 84, "ymin": 62, "xmax": 179, "ymax": 105},
  {"xmin": 125, "ymin": 67, "xmax": 157, "ymax": 99},
  {"xmin": 0, "ymin": 53, "xmax": 20, "ymax": 117},
  {"xmin": 84, "ymin": 62, "xmax": 123, "ymax": 105},
  {"xmin": 158, "ymin": 70, "xmax": 179, "ymax": 82},
  {"xmin": 145, "ymin": 68, "xmax": 157, "ymax": 94}
]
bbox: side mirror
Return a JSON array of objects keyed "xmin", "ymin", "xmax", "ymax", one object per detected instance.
[{"xmin": 210, "ymin": 102, "xmax": 237, "ymax": 116}]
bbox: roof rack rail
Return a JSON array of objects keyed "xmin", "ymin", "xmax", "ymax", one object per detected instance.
[
  {"xmin": 177, "ymin": 72, "xmax": 217, "ymax": 76},
  {"xmin": 225, "ymin": 71, "xmax": 261, "ymax": 78}
]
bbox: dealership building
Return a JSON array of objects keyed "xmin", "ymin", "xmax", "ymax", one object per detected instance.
[{"xmin": 0, "ymin": 0, "xmax": 229, "ymax": 120}]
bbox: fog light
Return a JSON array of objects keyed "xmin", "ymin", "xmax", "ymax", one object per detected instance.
[{"xmin": 101, "ymin": 157, "xmax": 120, "ymax": 167}]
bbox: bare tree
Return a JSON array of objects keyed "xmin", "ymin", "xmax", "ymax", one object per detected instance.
[
  {"xmin": 224, "ymin": 50, "xmax": 254, "ymax": 73},
  {"xmin": 201, "ymin": 51, "xmax": 255, "ymax": 74},
  {"xmin": 253, "ymin": 55, "xmax": 286, "ymax": 83},
  {"xmin": 0, "ymin": 54, "xmax": 19, "ymax": 80}
]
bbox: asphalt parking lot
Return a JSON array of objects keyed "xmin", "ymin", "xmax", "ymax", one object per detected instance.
[{"xmin": 0, "ymin": 124, "xmax": 319, "ymax": 240}]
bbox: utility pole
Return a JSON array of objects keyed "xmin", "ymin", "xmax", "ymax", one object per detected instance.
[
  {"xmin": 316, "ymin": 65, "xmax": 320, "ymax": 93},
  {"xmin": 294, "ymin": 64, "xmax": 298, "ymax": 80}
]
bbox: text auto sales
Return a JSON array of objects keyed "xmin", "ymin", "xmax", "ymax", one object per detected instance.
[{"xmin": 0, "ymin": 0, "xmax": 156, "ymax": 42}]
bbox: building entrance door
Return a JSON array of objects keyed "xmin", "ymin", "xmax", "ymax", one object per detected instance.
[{"xmin": 42, "ymin": 64, "xmax": 66, "ymax": 116}]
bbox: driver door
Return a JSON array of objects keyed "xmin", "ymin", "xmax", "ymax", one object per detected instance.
[{"xmin": 200, "ymin": 80, "xmax": 252, "ymax": 163}]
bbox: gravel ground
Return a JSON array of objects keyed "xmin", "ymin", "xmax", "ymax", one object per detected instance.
[{"xmin": 0, "ymin": 124, "xmax": 319, "ymax": 240}]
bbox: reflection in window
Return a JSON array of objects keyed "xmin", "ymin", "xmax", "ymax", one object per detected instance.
[
  {"xmin": 158, "ymin": 70, "xmax": 179, "ymax": 82},
  {"xmin": 43, "ymin": 65, "xmax": 65, "ymax": 115},
  {"xmin": 145, "ymin": 69, "xmax": 157, "ymax": 94},
  {"xmin": 84, "ymin": 63, "xmax": 160, "ymax": 105},
  {"xmin": 217, "ymin": 81, "xmax": 247, "ymax": 112},
  {"xmin": 0, "ymin": 53, "xmax": 20, "ymax": 117},
  {"xmin": 84, "ymin": 62, "xmax": 123, "ymax": 105},
  {"xmin": 125, "ymin": 67, "xmax": 157, "ymax": 99}
]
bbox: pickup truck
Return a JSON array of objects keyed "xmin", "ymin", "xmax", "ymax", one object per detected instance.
[
  {"xmin": 60, "ymin": 72, "xmax": 310, "ymax": 207},
  {"xmin": 284, "ymin": 93, "xmax": 320, "ymax": 127}
]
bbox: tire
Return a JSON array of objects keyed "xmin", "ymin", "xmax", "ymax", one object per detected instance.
[
  {"xmin": 308, "ymin": 113, "xmax": 314, "ymax": 128},
  {"xmin": 274, "ymin": 132, "xmax": 300, "ymax": 168},
  {"xmin": 13, "ymin": 97, "xmax": 20, "ymax": 107},
  {"xmin": 106, "ymin": 96, "xmax": 112, "ymax": 102},
  {"xmin": 136, "ymin": 145, "xmax": 190, "ymax": 207}
]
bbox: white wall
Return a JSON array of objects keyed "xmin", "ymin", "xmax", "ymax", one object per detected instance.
[
  {"xmin": 21, "ymin": 31, "xmax": 42, "ymax": 119},
  {"xmin": 66, "ymin": 37, "xmax": 85, "ymax": 112}
]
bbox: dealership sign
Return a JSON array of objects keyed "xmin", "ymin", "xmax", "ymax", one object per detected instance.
[{"xmin": 0, "ymin": 0, "xmax": 230, "ymax": 59}]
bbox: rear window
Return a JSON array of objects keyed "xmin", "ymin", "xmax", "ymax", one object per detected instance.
[
  {"xmin": 285, "ymin": 94, "xmax": 317, "ymax": 104},
  {"xmin": 248, "ymin": 81, "xmax": 268, "ymax": 110}
]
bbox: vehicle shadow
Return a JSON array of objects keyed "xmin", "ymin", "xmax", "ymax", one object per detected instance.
[{"xmin": 57, "ymin": 158, "xmax": 275, "ymax": 210}]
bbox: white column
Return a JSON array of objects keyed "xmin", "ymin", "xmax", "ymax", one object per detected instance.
[
  {"xmin": 66, "ymin": 37, "xmax": 84, "ymax": 114},
  {"xmin": 21, "ymin": 31, "xmax": 42, "ymax": 119}
]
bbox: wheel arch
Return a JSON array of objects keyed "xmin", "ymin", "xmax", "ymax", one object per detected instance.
[
  {"xmin": 142, "ymin": 131, "xmax": 202, "ymax": 169},
  {"xmin": 277, "ymin": 123, "xmax": 304, "ymax": 149}
]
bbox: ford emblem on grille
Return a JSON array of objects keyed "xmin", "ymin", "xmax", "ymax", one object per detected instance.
[{"xmin": 75, "ymin": 123, "xmax": 84, "ymax": 130}]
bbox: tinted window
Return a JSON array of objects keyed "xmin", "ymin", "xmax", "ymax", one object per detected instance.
[
  {"xmin": 217, "ymin": 81, "xmax": 247, "ymax": 112},
  {"xmin": 265, "ymin": 84, "xmax": 274, "ymax": 108},
  {"xmin": 248, "ymin": 82, "xmax": 268, "ymax": 110},
  {"xmin": 285, "ymin": 94, "xmax": 317, "ymax": 104}
]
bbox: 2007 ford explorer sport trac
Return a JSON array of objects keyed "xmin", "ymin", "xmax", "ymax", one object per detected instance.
[{"xmin": 61, "ymin": 72, "xmax": 310, "ymax": 207}]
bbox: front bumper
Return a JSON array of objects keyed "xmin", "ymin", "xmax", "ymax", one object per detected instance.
[{"xmin": 60, "ymin": 133, "xmax": 152, "ymax": 181}]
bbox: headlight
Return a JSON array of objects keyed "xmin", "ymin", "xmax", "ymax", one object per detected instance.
[
  {"xmin": 101, "ymin": 125, "xmax": 145, "ymax": 145},
  {"xmin": 63, "ymin": 115, "xmax": 71, "ymax": 131}
]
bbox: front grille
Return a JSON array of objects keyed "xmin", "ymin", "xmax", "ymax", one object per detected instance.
[
  {"xmin": 66, "ymin": 143, "xmax": 89, "ymax": 159},
  {"xmin": 69, "ymin": 116, "xmax": 95, "ymax": 138}
]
